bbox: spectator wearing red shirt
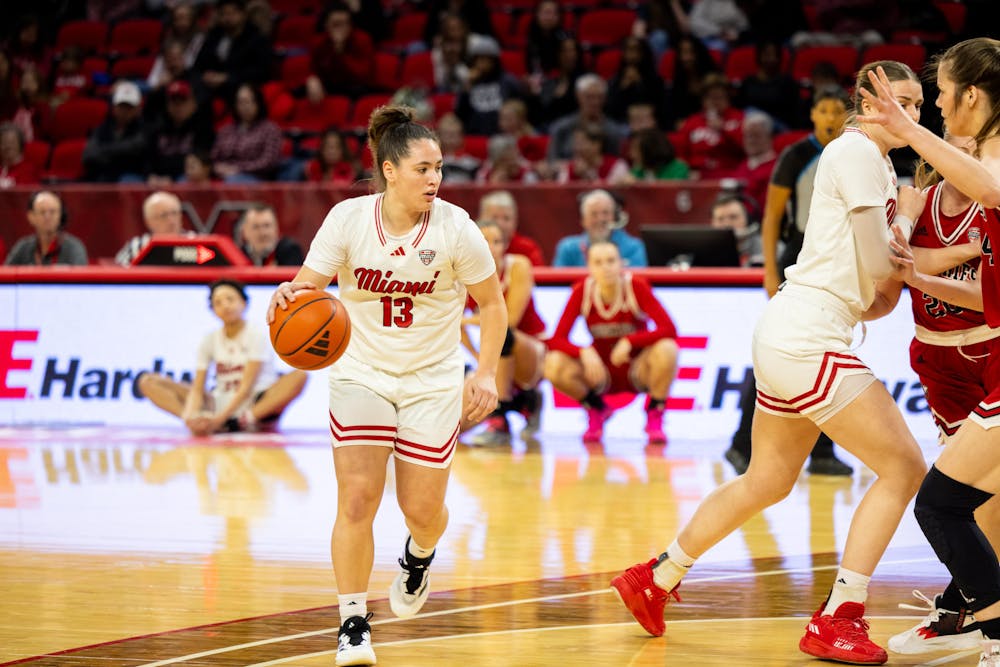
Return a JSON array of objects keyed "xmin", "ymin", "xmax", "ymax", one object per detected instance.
[
  {"xmin": 0, "ymin": 123, "xmax": 40, "ymax": 188},
  {"xmin": 51, "ymin": 47, "xmax": 90, "ymax": 107},
  {"xmin": 557, "ymin": 124, "xmax": 630, "ymax": 184},
  {"xmin": 728, "ymin": 111, "xmax": 777, "ymax": 217},
  {"xmin": 304, "ymin": 129, "xmax": 360, "ymax": 184},
  {"xmin": 477, "ymin": 190, "xmax": 545, "ymax": 266},
  {"xmin": 306, "ymin": 2, "xmax": 374, "ymax": 101},
  {"xmin": 11, "ymin": 67, "xmax": 50, "ymax": 142},
  {"xmin": 674, "ymin": 73, "xmax": 745, "ymax": 178}
]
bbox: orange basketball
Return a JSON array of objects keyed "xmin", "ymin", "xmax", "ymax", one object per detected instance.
[{"xmin": 269, "ymin": 289, "xmax": 351, "ymax": 370}]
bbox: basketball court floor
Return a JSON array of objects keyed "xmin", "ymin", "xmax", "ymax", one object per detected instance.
[{"xmin": 0, "ymin": 421, "xmax": 986, "ymax": 666}]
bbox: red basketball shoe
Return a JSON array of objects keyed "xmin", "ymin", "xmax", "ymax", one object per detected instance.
[
  {"xmin": 799, "ymin": 601, "xmax": 887, "ymax": 664},
  {"xmin": 583, "ymin": 407, "xmax": 610, "ymax": 443},
  {"xmin": 610, "ymin": 558, "xmax": 681, "ymax": 636}
]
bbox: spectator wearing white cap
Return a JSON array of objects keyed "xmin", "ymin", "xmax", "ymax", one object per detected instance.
[
  {"xmin": 454, "ymin": 35, "xmax": 524, "ymax": 136},
  {"xmin": 82, "ymin": 80, "xmax": 148, "ymax": 182}
]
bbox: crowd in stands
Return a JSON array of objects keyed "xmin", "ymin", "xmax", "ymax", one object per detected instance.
[{"xmin": 0, "ymin": 0, "xmax": 982, "ymax": 267}]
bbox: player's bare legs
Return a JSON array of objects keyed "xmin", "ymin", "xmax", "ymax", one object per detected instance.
[
  {"xmin": 331, "ymin": 445, "xmax": 392, "ymax": 596},
  {"xmin": 251, "ymin": 370, "xmax": 307, "ymax": 421},
  {"xmin": 512, "ymin": 331, "xmax": 545, "ymax": 389},
  {"xmin": 137, "ymin": 373, "xmax": 190, "ymax": 417},
  {"xmin": 389, "ymin": 459, "xmax": 451, "ymax": 617},
  {"xmin": 545, "ymin": 349, "xmax": 611, "ymax": 442},
  {"xmin": 632, "ymin": 338, "xmax": 679, "ymax": 444},
  {"xmin": 821, "ymin": 383, "xmax": 926, "ymax": 575}
]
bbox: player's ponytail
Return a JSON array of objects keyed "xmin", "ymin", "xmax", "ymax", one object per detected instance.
[{"xmin": 367, "ymin": 104, "xmax": 438, "ymax": 192}]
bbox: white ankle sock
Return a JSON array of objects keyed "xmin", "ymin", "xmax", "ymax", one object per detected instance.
[
  {"xmin": 407, "ymin": 536, "xmax": 434, "ymax": 559},
  {"xmin": 338, "ymin": 592, "xmax": 367, "ymax": 623},
  {"xmin": 826, "ymin": 567, "xmax": 870, "ymax": 613},
  {"xmin": 652, "ymin": 539, "xmax": 695, "ymax": 592}
]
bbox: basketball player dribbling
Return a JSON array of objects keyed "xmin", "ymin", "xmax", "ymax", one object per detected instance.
[
  {"xmin": 267, "ymin": 105, "xmax": 507, "ymax": 666},
  {"xmin": 611, "ymin": 61, "xmax": 929, "ymax": 665},
  {"xmin": 862, "ymin": 38, "xmax": 1000, "ymax": 666}
]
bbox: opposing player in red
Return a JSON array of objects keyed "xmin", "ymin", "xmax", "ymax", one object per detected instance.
[
  {"xmin": 463, "ymin": 219, "xmax": 546, "ymax": 445},
  {"xmin": 885, "ymin": 135, "xmax": 1000, "ymax": 654},
  {"xmin": 544, "ymin": 240, "xmax": 678, "ymax": 444},
  {"xmin": 267, "ymin": 105, "xmax": 506, "ymax": 667},
  {"xmin": 862, "ymin": 38, "xmax": 1000, "ymax": 666},
  {"xmin": 611, "ymin": 61, "xmax": 929, "ymax": 665}
]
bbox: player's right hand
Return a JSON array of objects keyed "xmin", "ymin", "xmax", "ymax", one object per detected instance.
[{"xmin": 266, "ymin": 281, "xmax": 318, "ymax": 324}]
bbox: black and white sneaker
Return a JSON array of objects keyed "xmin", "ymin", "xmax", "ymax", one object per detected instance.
[
  {"xmin": 888, "ymin": 590, "xmax": 982, "ymax": 654},
  {"xmin": 336, "ymin": 613, "xmax": 376, "ymax": 666},
  {"xmin": 389, "ymin": 537, "xmax": 434, "ymax": 618}
]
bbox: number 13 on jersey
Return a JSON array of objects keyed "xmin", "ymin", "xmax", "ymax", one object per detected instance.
[{"xmin": 381, "ymin": 295, "xmax": 414, "ymax": 327}]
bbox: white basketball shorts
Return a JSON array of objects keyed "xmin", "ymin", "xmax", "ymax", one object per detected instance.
[
  {"xmin": 327, "ymin": 352, "xmax": 463, "ymax": 469},
  {"xmin": 753, "ymin": 284, "xmax": 876, "ymax": 425}
]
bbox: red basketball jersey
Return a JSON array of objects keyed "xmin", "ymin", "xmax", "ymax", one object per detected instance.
[
  {"xmin": 498, "ymin": 255, "xmax": 546, "ymax": 337},
  {"xmin": 548, "ymin": 273, "xmax": 677, "ymax": 360},
  {"xmin": 983, "ymin": 206, "xmax": 1000, "ymax": 327},
  {"xmin": 908, "ymin": 182, "xmax": 985, "ymax": 332}
]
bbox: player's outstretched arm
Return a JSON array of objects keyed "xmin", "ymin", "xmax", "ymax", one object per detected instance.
[{"xmin": 465, "ymin": 274, "xmax": 508, "ymax": 424}]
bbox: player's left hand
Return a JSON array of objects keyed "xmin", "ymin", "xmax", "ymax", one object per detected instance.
[
  {"xmin": 464, "ymin": 372, "xmax": 499, "ymax": 425},
  {"xmin": 610, "ymin": 338, "xmax": 633, "ymax": 367}
]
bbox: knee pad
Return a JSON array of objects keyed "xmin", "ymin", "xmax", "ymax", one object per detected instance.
[
  {"xmin": 914, "ymin": 465, "xmax": 999, "ymax": 610},
  {"xmin": 501, "ymin": 327, "xmax": 515, "ymax": 357}
]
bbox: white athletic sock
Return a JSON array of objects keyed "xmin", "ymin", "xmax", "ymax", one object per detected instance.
[
  {"xmin": 407, "ymin": 536, "xmax": 435, "ymax": 559},
  {"xmin": 652, "ymin": 539, "xmax": 695, "ymax": 592},
  {"xmin": 825, "ymin": 567, "xmax": 871, "ymax": 614},
  {"xmin": 338, "ymin": 593, "xmax": 367, "ymax": 624}
]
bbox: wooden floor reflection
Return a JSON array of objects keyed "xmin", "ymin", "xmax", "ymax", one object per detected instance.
[{"xmin": 0, "ymin": 426, "xmax": 982, "ymax": 666}]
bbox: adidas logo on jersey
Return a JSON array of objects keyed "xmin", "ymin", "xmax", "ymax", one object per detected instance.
[{"xmin": 391, "ymin": 247, "xmax": 406, "ymax": 257}]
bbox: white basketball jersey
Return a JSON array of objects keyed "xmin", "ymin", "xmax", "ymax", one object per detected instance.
[
  {"xmin": 305, "ymin": 193, "xmax": 495, "ymax": 375},
  {"xmin": 196, "ymin": 324, "xmax": 277, "ymax": 412},
  {"xmin": 784, "ymin": 127, "xmax": 897, "ymax": 321}
]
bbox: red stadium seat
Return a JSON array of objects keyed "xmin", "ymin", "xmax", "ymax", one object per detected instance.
[
  {"xmin": 430, "ymin": 92, "xmax": 456, "ymax": 120},
  {"xmin": 657, "ymin": 49, "xmax": 676, "ymax": 82},
  {"xmin": 280, "ymin": 54, "xmax": 313, "ymax": 89},
  {"xmin": 401, "ymin": 52, "xmax": 435, "ymax": 89},
  {"xmin": 350, "ymin": 93, "xmax": 392, "ymax": 128},
  {"xmin": 934, "ymin": 0, "xmax": 967, "ymax": 35},
  {"xmin": 24, "ymin": 141, "xmax": 51, "ymax": 170},
  {"xmin": 107, "ymin": 19, "xmax": 163, "ymax": 56},
  {"xmin": 463, "ymin": 135, "xmax": 489, "ymax": 160},
  {"xmin": 593, "ymin": 49, "xmax": 621, "ymax": 79},
  {"xmin": 273, "ymin": 15, "xmax": 318, "ymax": 53},
  {"xmin": 287, "ymin": 95, "xmax": 351, "ymax": 132},
  {"xmin": 491, "ymin": 10, "xmax": 515, "ymax": 48},
  {"xmin": 577, "ymin": 9, "xmax": 635, "ymax": 49},
  {"xmin": 860, "ymin": 44, "xmax": 926, "ymax": 74},
  {"xmin": 385, "ymin": 12, "xmax": 427, "ymax": 50},
  {"xmin": 50, "ymin": 97, "xmax": 107, "ymax": 142},
  {"xmin": 46, "ymin": 139, "xmax": 88, "ymax": 181},
  {"xmin": 56, "ymin": 20, "xmax": 109, "ymax": 54},
  {"xmin": 724, "ymin": 44, "xmax": 790, "ymax": 83},
  {"xmin": 372, "ymin": 52, "xmax": 401, "ymax": 91},
  {"xmin": 500, "ymin": 50, "xmax": 526, "ymax": 77},
  {"xmin": 82, "ymin": 56, "xmax": 109, "ymax": 78},
  {"xmin": 791, "ymin": 45, "xmax": 859, "ymax": 84},
  {"xmin": 110, "ymin": 55, "xmax": 155, "ymax": 79},
  {"xmin": 270, "ymin": 0, "xmax": 321, "ymax": 15},
  {"xmin": 517, "ymin": 134, "xmax": 549, "ymax": 162}
]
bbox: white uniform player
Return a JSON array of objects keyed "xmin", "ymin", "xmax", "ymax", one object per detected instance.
[
  {"xmin": 268, "ymin": 105, "xmax": 506, "ymax": 667},
  {"xmin": 754, "ymin": 127, "xmax": 898, "ymax": 423},
  {"xmin": 304, "ymin": 192, "xmax": 495, "ymax": 468},
  {"xmin": 613, "ymin": 62, "xmax": 929, "ymax": 666},
  {"xmin": 196, "ymin": 324, "xmax": 277, "ymax": 416}
]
